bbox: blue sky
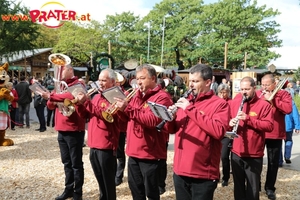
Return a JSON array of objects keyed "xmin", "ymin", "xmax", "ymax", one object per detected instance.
[{"xmin": 18, "ymin": 0, "xmax": 300, "ymax": 69}]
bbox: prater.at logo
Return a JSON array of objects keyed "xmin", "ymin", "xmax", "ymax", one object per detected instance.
[{"xmin": 29, "ymin": 1, "xmax": 91, "ymax": 28}]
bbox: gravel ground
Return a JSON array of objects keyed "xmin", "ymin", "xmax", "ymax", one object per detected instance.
[{"xmin": 1, "ymin": 123, "xmax": 300, "ymax": 200}]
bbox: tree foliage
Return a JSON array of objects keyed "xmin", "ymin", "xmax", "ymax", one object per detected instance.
[
  {"xmin": 196, "ymin": 0, "xmax": 282, "ymax": 69},
  {"xmin": 0, "ymin": 0, "xmax": 40, "ymax": 59}
]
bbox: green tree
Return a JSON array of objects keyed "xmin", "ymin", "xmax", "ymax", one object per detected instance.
[
  {"xmin": 0, "ymin": 0, "xmax": 40, "ymax": 59},
  {"xmin": 53, "ymin": 21, "xmax": 106, "ymax": 66},
  {"xmin": 33, "ymin": 25, "xmax": 59, "ymax": 48},
  {"xmin": 195, "ymin": 0, "xmax": 282, "ymax": 69},
  {"xmin": 101, "ymin": 11, "xmax": 142, "ymax": 65}
]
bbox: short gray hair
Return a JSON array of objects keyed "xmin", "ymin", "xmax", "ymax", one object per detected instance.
[
  {"xmin": 101, "ymin": 68, "xmax": 116, "ymax": 82},
  {"xmin": 217, "ymin": 84, "xmax": 230, "ymax": 93}
]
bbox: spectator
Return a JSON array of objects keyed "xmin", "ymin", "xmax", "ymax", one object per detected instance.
[
  {"xmin": 15, "ymin": 76, "xmax": 32, "ymax": 128},
  {"xmin": 33, "ymin": 79, "xmax": 47, "ymax": 132},
  {"xmin": 6, "ymin": 82, "xmax": 18, "ymax": 130},
  {"xmin": 217, "ymin": 84, "xmax": 232, "ymax": 187},
  {"xmin": 279, "ymin": 89, "xmax": 300, "ymax": 166}
]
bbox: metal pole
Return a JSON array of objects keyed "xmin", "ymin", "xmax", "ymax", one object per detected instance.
[
  {"xmin": 161, "ymin": 17, "xmax": 165, "ymax": 67},
  {"xmin": 147, "ymin": 22, "xmax": 151, "ymax": 62}
]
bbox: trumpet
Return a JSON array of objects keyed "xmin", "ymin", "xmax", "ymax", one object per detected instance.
[
  {"xmin": 156, "ymin": 88, "xmax": 195, "ymax": 132},
  {"xmin": 225, "ymin": 94, "xmax": 247, "ymax": 139},
  {"xmin": 102, "ymin": 88, "xmax": 137, "ymax": 123},
  {"xmin": 63, "ymin": 87, "xmax": 100, "ymax": 112}
]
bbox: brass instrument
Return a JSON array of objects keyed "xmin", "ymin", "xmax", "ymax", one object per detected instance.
[
  {"xmin": 225, "ymin": 94, "xmax": 247, "ymax": 139},
  {"xmin": 63, "ymin": 87, "xmax": 100, "ymax": 111},
  {"xmin": 266, "ymin": 77, "xmax": 289, "ymax": 102},
  {"xmin": 156, "ymin": 88, "xmax": 195, "ymax": 132},
  {"xmin": 102, "ymin": 88, "xmax": 137, "ymax": 123},
  {"xmin": 48, "ymin": 53, "xmax": 75, "ymax": 117}
]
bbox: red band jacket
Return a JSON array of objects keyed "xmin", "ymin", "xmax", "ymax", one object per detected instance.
[
  {"xmin": 166, "ymin": 90, "xmax": 230, "ymax": 180},
  {"xmin": 256, "ymin": 89, "xmax": 292, "ymax": 139},
  {"xmin": 230, "ymin": 93, "xmax": 274, "ymax": 158},
  {"xmin": 123, "ymin": 86, "xmax": 173, "ymax": 160}
]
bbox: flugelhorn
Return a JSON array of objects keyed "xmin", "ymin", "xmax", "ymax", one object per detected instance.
[
  {"xmin": 102, "ymin": 88, "xmax": 137, "ymax": 123},
  {"xmin": 225, "ymin": 94, "xmax": 247, "ymax": 139},
  {"xmin": 156, "ymin": 88, "xmax": 195, "ymax": 132}
]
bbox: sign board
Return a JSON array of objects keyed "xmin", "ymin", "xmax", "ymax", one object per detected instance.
[{"xmin": 231, "ymin": 72, "xmax": 257, "ymax": 99}]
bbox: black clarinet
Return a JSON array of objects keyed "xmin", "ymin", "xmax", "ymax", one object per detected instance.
[
  {"xmin": 225, "ymin": 94, "xmax": 247, "ymax": 139},
  {"xmin": 156, "ymin": 88, "xmax": 195, "ymax": 132}
]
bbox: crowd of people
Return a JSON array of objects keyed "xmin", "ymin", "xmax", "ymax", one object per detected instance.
[{"xmin": 4, "ymin": 63, "xmax": 299, "ymax": 200}]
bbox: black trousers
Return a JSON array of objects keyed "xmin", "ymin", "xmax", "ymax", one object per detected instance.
[
  {"xmin": 128, "ymin": 157, "xmax": 160, "ymax": 200},
  {"xmin": 221, "ymin": 137, "xmax": 232, "ymax": 182},
  {"xmin": 9, "ymin": 108, "xmax": 16, "ymax": 129},
  {"xmin": 58, "ymin": 131, "xmax": 85, "ymax": 196},
  {"xmin": 158, "ymin": 142, "xmax": 168, "ymax": 189},
  {"xmin": 90, "ymin": 148, "xmax": 117, "ymax": 200},
  {"xmin": 47, "ymin": 107, "xmax": 55, "ymax": 127},
  {"xmin": 173, "ymin": 173, "xmax": 218, "ymax": 200},
  {"xmin": 35, "ymin": 104, "xmax": 46, "ymax": 130},
  {"xmin": 231, "ymin": 153, "xmax": 263, "ymax": 200},
  {"xmin": 264, "ymin": 139, "xmax": 282, "ymax": 192},
  {"xmin": 116, "ymin": 132, "xmax": 126, "ymax": 182}
]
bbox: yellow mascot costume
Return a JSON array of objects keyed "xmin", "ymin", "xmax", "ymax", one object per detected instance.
[{"xmin": 0, "ymin": 63, "xmax": 14, "ymax": 146}]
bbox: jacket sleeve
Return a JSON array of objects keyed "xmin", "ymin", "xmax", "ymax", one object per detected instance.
[
  {"xmin": 125, "ymin": 95, "xmax": 173, "ymax": 128},
  {"xmin": 273, "ymin": 90, "xmax": 292, "ymax": 115},
  {"xmin": 246, "ymin": 103, "xmax": 274, "ymax": 132},
  {"xmin": 185, "ymin": 100, "xmax": 230, "ymax": 140},
  {"xmin": 292, "ymin": 102, "xmax": 300, "ymax": 130}
]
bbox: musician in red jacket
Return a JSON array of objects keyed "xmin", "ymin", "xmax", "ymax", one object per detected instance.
[
  {"xmin": 166, "ymin": 64, "xmax": 230, "ymax": 200},
  {"xmin": 257, "ymin": 74, "xmax": 292, "ymax": 200},
  {"xmin": 230, "ymin": 77, "xmax": 273, "ymax": 200},
  {"xmin": 41, "ymin": 64, "xmax": 87, "ymax": 200},
  {"xmin": 114, "ymin": 64, "xmax": 173, "ymax": 200},
  {"xmin": 76, "ymin": 68, "xmax": 121, "ymax": 200}
]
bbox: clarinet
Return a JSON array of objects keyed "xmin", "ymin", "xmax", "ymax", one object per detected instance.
[
  {"xmin": 156, "ymin": 88, "xmax": 195, "ymax": 132},
  {"xmin": 225, "ymin": 94, "xmax": 247, "ymax": 139}
]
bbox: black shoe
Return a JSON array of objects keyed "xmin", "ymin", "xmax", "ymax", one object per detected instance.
[
  {"xmin": 159, "ymin": 186, "xmax": 166, "ymax": 195},
  {"xmin": 266, "ymin": 190, "xmax": 276, "ymax": 200},
  {"xmin": 285, "ymin": 158, "xmax": 291, "ymax": 164},
  {"xmin": 73, "ymin": 193, "xmax": 82, "ymax": 200},
  {"xmin": 55, "ymin": 191, "xmax": 73, "ymax": 200},
  {"xmin": 11, "ymin": 128, "xmax": 15, "ymax": 131},
  {"xmin": 115, "ymin": 179, "xmax": 122, "ymax": 186},
  {"xmin": 40, "ymin": 129, "xmax": 46, "ymax": 132},
  {"xmin": 35, "ymin": 128, "xmax": 40, "ymax": 131},
  {"xmin": 221, "ymin": 180, "xmax": 228, "ymax": 187}
]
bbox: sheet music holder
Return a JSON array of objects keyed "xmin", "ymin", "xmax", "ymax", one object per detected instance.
[
  {"xmin": 147, "ymin": 101, "xmax": 173, "ymax": 121},
  {"xmin": 102, "ymin": 86, "xmax": 126, "ymax": 104},
  {"xmin": 29, "ymin": 82, "xmax": 48, "ymax": 95},
  {"xmin": 67, "ymin": 83, "xmax": 87, "ymax": 97}
]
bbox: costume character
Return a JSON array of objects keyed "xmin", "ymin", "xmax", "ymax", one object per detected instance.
[{"xmin": 0, "ymin": 63, "xmax": 14, "ymax": 146}]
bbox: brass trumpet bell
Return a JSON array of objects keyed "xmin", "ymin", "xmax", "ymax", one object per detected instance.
[{"xmin": 101, "ymin": 88, "xmax": 137, "ymax": 123}]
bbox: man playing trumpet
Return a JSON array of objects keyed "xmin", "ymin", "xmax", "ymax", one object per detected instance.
[
  {"xmin": 230, "ymin": 77, "xmax": 273, "ymax": 200},
  {"xmin": 257, "ymin": 74, "xmax": 292, "ymax": 200},
  {"xmin": 76, "ymin": 68, "xmax": 122, "ymax": 200},
  {"xmin": 114, "ymin": 64, "xmax": 173, "ymax": 200}
]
